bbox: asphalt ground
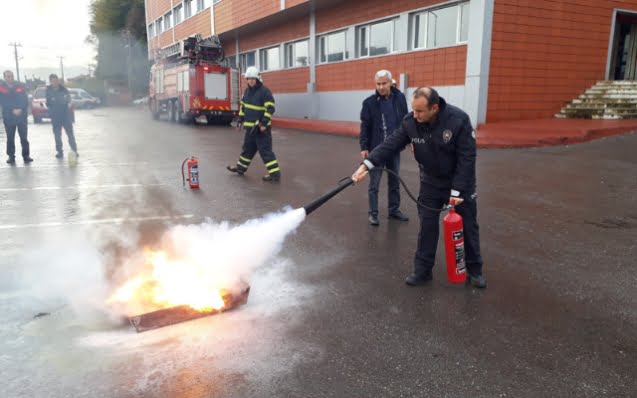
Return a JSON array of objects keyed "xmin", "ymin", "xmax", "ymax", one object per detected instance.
[{"xmin": 1, "ymin": 108, "xmax": 636, "ymax": 398}]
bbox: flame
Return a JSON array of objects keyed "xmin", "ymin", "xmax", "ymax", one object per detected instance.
[{"xmin": 107, "ymin": 249, "xmax": 225, "ymax": 313}]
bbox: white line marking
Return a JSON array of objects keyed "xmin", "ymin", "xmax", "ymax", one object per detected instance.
[
  {"xmin": 0, "ymin": 183, "xmax": 166, "ymax": 192},
  {"xmin": 0, "ymin": 215, "xmax": 195, "ymax": 230},
  {"xmin": 9, "ymin": 162, "xmax": 150, "ymax": 169}
]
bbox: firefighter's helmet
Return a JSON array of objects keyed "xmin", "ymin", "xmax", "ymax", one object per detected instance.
[{"xmin": 244, "ymin": 66, "xmax": 260, "ymax": 80}]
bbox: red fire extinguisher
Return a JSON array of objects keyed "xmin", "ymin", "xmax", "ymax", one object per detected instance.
[
  {"xmin": 181, "ymin": 156, "xmax": 199, "ymax": 189},
  {"xmin": 443, "ymin": 203, "xmax": 467, "ymax": 284}
]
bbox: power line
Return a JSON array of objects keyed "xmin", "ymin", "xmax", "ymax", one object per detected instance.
[{"xmin": 8, "ymin": 42, "xmax": 22, "ymax": 81}]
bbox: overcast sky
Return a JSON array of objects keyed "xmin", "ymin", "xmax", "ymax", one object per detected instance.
[{"xmin": 0, "ymin": 0, "xmax": 97, "ymax": 79}]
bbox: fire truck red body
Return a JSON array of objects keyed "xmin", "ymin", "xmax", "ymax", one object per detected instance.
[{"xmin": 149, "ymin": 35, "xmax": 240, "ymax": 124}]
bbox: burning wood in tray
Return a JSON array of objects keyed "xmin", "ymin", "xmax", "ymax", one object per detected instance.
[{"xmin": 129, "ymin": 283, "xmax": 250, "ymax": 333}]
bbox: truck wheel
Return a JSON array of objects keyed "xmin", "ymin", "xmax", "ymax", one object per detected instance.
[{"xmin": 168, "ymin": 100, "xmax": 176, "ymax": 122}]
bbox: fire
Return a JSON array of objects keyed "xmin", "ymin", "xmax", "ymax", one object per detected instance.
[{"xmin": 107, "ymin": 249, "xmax": 226, "ymax": 313}]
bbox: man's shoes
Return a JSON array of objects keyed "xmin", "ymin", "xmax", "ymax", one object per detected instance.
[
  {"xmin": 388, "ymin": 211, "xmax": 409, "ymax": 221},
  {"xmin": 405, "ymin": 272, "xmax": 433, "ymax": 286},
  {"xmin": 262, "ymin": 173, "xmax": 280, "ymax": 182},
  {"xmin": 368, "ymin": 214, "xmax": 379, "ymax": 226},
  {"xmin": 55, "ymin": 152, "xmax": 63, "ymax": 159},
  {"xmin": 23, "ymin": 157, "xmax": 33, "ymax": 163},
  {"xmin": 466, "ymin": 271, "xmax": 487, "ymax": 289},
  {"xmin": 226, "ymin": 165, "xmax": 244, "ymax": 175},
  {"xmin": 6, "ymin": 157, "xmax": 15, "ymax": 164}
]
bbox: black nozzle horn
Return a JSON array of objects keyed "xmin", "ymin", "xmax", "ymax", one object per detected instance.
[{"xmin": 303, "ymin": 177, "xmax": 355, "ymax": 216}]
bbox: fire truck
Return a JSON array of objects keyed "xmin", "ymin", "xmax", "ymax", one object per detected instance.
[{"xmin": 149, "ymin": 35, "xmax": 240, "ymax": 124}]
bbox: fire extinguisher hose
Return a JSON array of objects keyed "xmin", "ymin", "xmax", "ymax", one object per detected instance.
[
  {"xmin": 181, "ymin": 158, "xmax": 189, "ymax": 187},
  {"xmin": 370, "ymin": 168, "xmax": 452, "ymax": 212}
]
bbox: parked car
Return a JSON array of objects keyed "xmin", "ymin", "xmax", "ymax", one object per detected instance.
[
  {"xmin": 69, "ymin": 88, "xmax": 101, "ymax": 109},
  {"xmin": 31, "ymin": 86, "xmax": 76, "ymax": 124}
]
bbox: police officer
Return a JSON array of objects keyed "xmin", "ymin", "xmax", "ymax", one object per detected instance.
[
  {"xmin": 0, "ymin": 70, "xmax": 32, "ymax": 164},
  {"xmin": 360, "ymin": 70, "xmax": 409, "ymax": 226},
  {"xmin": 46, "ymin": 74, "xmax": 78, "ymax": 159},
  {"xmin": 226, "ymin": 66, "xmax": 281, "ymax": 182},
  {"xmin": 352, "ymin": 87, "xmax": 487, "ymax": 289}
]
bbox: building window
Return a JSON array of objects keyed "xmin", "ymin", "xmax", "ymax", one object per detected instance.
[
  {"xmin": 459, "ymin": 2, "xmax": 470, "ymax": 42},
  {"xmin": 411, "ymin": 2, "xmax": 469, "ymax": 50},
  {"xmin": 156, "ymin": 17, "xmax": 163, "ymax": 34},
  {"xmin": 260, "ymin": 46, "xmax": 281, "ymax": 71},
  {"xmin": 173, "ymin": 4, "xmax": 183, "ymax": 25},
  {"xmin": 318, "ymin": 30, "xmax": 347, "ymax": 63},
  {"xmin": 226, "ymin": 55, "xmax": 237, "ymax": 68},
  {"xmin": 148, "ymin": 23, "xmax": 154, "ymax": 38},
  {"xmin": 196, "ymin": 0, "xmax": 209, "ymax": 12},
  {"xmin": 355, "ymin": 19, "xmax": 397, "ymax": 58},
  {"xmin": 184, "ymin": 0, "xmax": 193, "ymax": 18},
  {"xmin": 239, "ymin": 51, "xmax": 256, "ymax": 70},
  {"xmin": 164, "ymin": 11, "xmax": 172, "ymax": 30},
  {"xmin": 284, "ymin": 40, "xmax": 309, "ymax": 68}
]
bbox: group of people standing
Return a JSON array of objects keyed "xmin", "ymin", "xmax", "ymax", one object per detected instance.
[
  {"xmin": 0, "ymin": 71, "xmax": 78, "ymax": 164},
  {"xmin": 226, "ymin": 66, "xmax": 487, "ymax": 289}
]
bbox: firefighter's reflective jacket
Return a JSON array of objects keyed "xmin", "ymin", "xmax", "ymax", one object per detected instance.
[{"xmin": 238, "ymin": 80, "xmax": 275, "ymax": 128}]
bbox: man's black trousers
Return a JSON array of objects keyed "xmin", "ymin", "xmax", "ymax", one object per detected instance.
[
  {"xmin": 52, "ymin": 116, "xmax": 77, "ymax": 154},
  {"xmin": 4, "ymin": 121, "xmax": 30, "ymax": 159},
  {"xmin": 414, "ymin": 182, "xmax": 483, "ymax": 277},
  {"xmin": 236, "ymin": 127, "xmax": 280, "ymax": 176}
]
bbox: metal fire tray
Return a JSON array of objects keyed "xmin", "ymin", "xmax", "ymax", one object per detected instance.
[{"xmin": 129, "ymin": 283, "xmax": 250, "ymax": 333}]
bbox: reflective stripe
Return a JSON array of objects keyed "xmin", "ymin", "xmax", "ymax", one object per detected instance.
[
  {"xmin": 268, "ymin": 167, "xmax": 281, "ymax": 173},
  {"xmin": 243, "ymin": 103, "xmax": 266, "ymax": 111},
  {"xmin": 264, "ymin": 112, "xmax": 273, "ymax": 119},
  {"xmin": 243, "ymin": 121, "xmax": 256, "ymax": 127},
  {"xmin": 264, "ymin": 101, "xmax": 275, "ymax": 108},
  {"xmin": 265, "ymin": 160, "xmax": 278, "ymax": 167},
  {"xmin": 240, "ymin": 156, "xmax": 252, "ymax": 163},
  {"xmin": 238, "ymin": 109, "xmax": 245, "ymax": 116},
  {"xmin": 236, "ymin": 162, "xmax": 248, "ymax": 170}
]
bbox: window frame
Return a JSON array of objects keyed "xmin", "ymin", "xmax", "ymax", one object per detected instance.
[
  {"xmin": 284, "ymin": 39, "xmax": 309, "ymax": 69},
  {"xmin": 184, "ymin": 0, "xmax": 193, "ymax": 19},
  {"xmin": 173, "ymin": 4, "xmax": 183, "ymax": 25},
  {"xmin": 164, "ymin": 11, "xmax": 172, "ymax": 30},
  {"xmin": 410, "ymin": 2, "xmax": 469, "ymax": 51},
  {"xmin": 239, "ymin": 51, "xmax": 256, "ymax": 71},
  {"xmin": 355, "ymin": 18, "xmax": 398, "ymax": 58},
  {"xmin": 317, "ymin": 29, "xmax": 347, "ymax": 64},
  {"xmin": 156, "ymin": 17, "xmax": 163, "ymax": 34},
  {"xmin": 259, "ymin": 46, "xmax": 281, "ymax": 72}
]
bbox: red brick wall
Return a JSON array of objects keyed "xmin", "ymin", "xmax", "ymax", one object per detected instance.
[
  {"xmin": 316, "ymin": 46, "xmax": 467, "ymax": 91},
  {"xmin": 487, "ymin": 0, "xmax": 637, "ymax": 122},
  {"xmin": 262, "ymin": 68, "xmax": 310, "ymax": 93},
  {"xmin": 215, "ymin": 0, "xmax": 282, "ymax": 34},
  {"xmin": 174, "ymin": 8, "xmax": 212, "ymax": 41},
  {"xmin": 238, "ymin": 17, "xmax": 309, "ymax": 52},
  {"xmin": 316, "ymin": 0, "xmax": 441, "ymax": 33},
  {"xmin": 286, "ymin": 0, "xmax": 308, "ymax": 8},
  {"xmin": 147, "ymin": 0, "xmax": 172, "ymax": 20}
]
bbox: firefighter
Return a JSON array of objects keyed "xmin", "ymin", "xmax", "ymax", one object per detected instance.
[
  {"xmin": 226, "ymin": 66, "xmax": 281, "ymax": 182},
  {"xmin": 0, "ymin": 70, "xmax": 32, "ymax": 164},
  {"xmin": 46, "ymin": 74, "xmax": 78, "ymax": 159},
  {"xmin": 351, "ymin": 87, "xmax": 487, "ymax": 289}
]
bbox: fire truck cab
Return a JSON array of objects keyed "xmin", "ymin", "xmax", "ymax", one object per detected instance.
[{"xmin": 149, "ymin": 35, "xmax": 240, "ymax": 125}]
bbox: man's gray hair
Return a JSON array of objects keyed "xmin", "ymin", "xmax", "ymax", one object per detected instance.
[{"xmin": 375, "ymin": 69, "xmax": 392, "ymax": 81}]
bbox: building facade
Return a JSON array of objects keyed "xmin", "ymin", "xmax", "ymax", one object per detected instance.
[{"xmin": 145, "ymin": 0, "xmax": 637, "ymax": 127}]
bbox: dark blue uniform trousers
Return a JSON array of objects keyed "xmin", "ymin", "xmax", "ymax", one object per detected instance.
[
  {"xmin": 367, "ymin": 153, "xmax": 401, "ymax": 216},
  {"xmin": 414, "ymin": 182, "xmax": 483, "ymax": 277}
]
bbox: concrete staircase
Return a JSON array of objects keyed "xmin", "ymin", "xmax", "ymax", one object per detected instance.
[{"xmin": 556, "ymin": 80, "xmax": 637, "ymax": 119}]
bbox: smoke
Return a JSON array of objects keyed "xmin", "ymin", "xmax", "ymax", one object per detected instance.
[{"xmin": 18, "ymin": 207, "xmax": 307, "ymax": 322}]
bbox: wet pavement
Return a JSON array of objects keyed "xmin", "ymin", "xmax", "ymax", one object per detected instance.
[{"xmin": 1, "ymin": 108, "xmax": 636, "ymax": 398}]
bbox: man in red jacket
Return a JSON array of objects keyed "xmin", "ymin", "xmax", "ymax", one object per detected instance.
[{"xmin": 0, "ymin": 70, "xmax": 32, "ymax": 164}]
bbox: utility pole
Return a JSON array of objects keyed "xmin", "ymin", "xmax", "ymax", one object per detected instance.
[
  {"xmin": 58, "ymin": 56, "xmax": 65, "ymax": 82},
  {"xmin": 8, "ymin": 42, "xmax": 22, "ymax": 81},
  {"xmin": 122, "ymin": 29, "xmax": 133, "ymax": 98}
]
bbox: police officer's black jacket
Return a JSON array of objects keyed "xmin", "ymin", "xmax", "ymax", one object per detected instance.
[
  {"xmin": 238, "ymin": 80, "xmax": 275, "ymax": 128},
  {"xmin": 0, "ymin": 80, "xmax": 29, "ymax": 124},
  {"xmin": 360, "ymin": 86, "xmax": 409, "ymax": 151},
  {"xmin": 366, "ymin": 97, "xmax": 477, "ymax": 195},
  {"xmin": 45, "ymin": 85, "xmax": 72, "ymax": 121}
]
